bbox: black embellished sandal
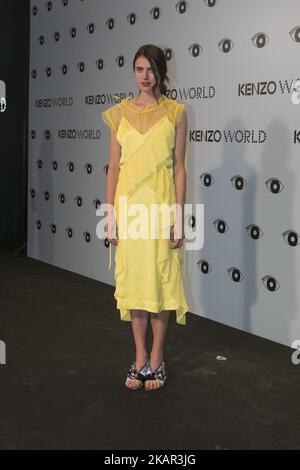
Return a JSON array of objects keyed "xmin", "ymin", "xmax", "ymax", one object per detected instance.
[
  {"xmin": 125, "ymin": 360, "xmax": 149, "ymax": 390},
  {"xmin": 144, "ymin": 360, "xmax": 167, "ymax": 390}
]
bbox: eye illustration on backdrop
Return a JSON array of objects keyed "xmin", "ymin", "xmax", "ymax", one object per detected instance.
[
  {"xmin": 231, "ymin": 175, "xmax": 247, "ymax": 191},
  {"xmin": 227, "ymin": 267, "xmax": 244, "ymax": 283},
  {"xmin": 289, "ymin": 26, "xmax": 300, "ymax": 42},
  {"xmin": 261, "ymin": 275, "xmax": 280, "ymax": 292},
  {"xmin": 188, "ymin": 43, "xmax": 203, "ymax": 57},
  {"xmin": 282, "ymin": 230, "xmax": 300, "ymax": 247},
  {"xmin": 200, "ymin": 173, "xmax": 214, "ymax": 187},
  {"xmin": 214, "ymin": 219, "xmax": 229, "ymax": 234},
  {"xmin": 197, "ymin": 259, "xmax": 212, "ymax": 274},
  {"xmin": 265, "ymin": 177, "xmax": 284, "ymax": 194},
  {"xmin": 246, "ymin": 224, "xmax": 263, "ymax": 240},
  {"xmin": 251, "ymin": 32, "xmax": 269, "ymax": 48},
  {"xmin": 175, "ymin": 1, "xmax": 189, "ymax": 14},
  {"xmin": 218, "ymin": 38, "xmax": 234, "ymax": 53},
  {"xmin": 150, "ymin": 7, "xmax": 162, "ymax": 20}
]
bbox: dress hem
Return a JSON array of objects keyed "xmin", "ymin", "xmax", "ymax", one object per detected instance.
[{"xmin": 115, "ymin": 296, "xmax": 189, "ymax": 325}]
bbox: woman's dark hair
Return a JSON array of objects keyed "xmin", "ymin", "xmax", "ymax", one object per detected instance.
[{"xmin": 133, "ymin": 44, "xmax": 170, "ymax": 97}]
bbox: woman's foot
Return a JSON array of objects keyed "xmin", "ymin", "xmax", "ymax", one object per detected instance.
[
  {"xmin": 125, "ymin": 356, "xmax": 149, "ymax": 390},
  {"xmin": 144, "ymin": 359, "xmax": 167, "ymax": 391}
]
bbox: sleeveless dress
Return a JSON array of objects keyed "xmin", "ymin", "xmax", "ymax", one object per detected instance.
[{"xmin": 102, "ymin": 93, "xmax": 189, "ymax": 325}]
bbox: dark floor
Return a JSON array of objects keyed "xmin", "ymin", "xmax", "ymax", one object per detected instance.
[{"xmin": 0, "ymin": 248, "xmax": 299, "ymax": 450}]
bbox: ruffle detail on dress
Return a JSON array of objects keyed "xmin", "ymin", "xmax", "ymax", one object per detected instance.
[
  {"xmin": 114, "ymin": 118, "xmax": 175, "ymax": 213},
  {"xmin": 157, "ymin": 237, "xmax": 189, "ymax": 325}
]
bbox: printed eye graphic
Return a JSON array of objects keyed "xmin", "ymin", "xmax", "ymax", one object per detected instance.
[
  {"xmin": 164, "ymin": 48, "xmax": 174, "ymax": 61},
  {"xmin": 87, "ymin": 23, "xmax": 95, "ymax": 34},
  {"xmin": 251, "ymin": 32, "xmax": 269, "ymax": 48},
  {"xmin": 83, "ymin": 232, "xmax": 91, "ymax": 243},
  {"xmin": 58, "ymin": 193, "xmax": 65, "ymax": 204},
  {"xmin": 204, "ymin": 0, "xmax": 219, "ymax": 6},
  {"xmin": 150, "ymin": 7, "xmax": 162, "ymax": 20},
  {"xmin": 96, "ymin": 59, "xmax": 104, "ymax": 70},
  {"xmin": 283, "ymin": 230, "xmax": 300, "ymax": 247},
  {"xmin": 75, "ymin": 196, "xmax": 83, "ymax": 207},
  {"xmin": 106, "ymin": 18, "xmax": 115, "ymax": 30},
  {"xmin": 93, "ymin": 199, "xmax": 101, "ymax": 210},
  {"xmin": 175, "ymin": 1, "xmax": 189, "ymax": 14},
  {"xmin": 50, "ymin": 223, "xmax": 57, "ymax": 234},
  {"xmin": 127, "ymin": 13, "xmax": 138, "ymax": 25},
  {"xmin": 289, "ymin": 26, "xmax": 300, "ymax": 43},
  {"xmin": 69, "ymin": 27, "xmax": 77, "ymax": 38},
  {"xmin": 68, "ymin": 161, "xmax": 75, "ymax": 172},
  {"xmin": 61, "ymin": 64, "xmax": 68, "ymax": 75},
  {"xmin": 188, "ymin": 43, "xmax": 203, "ymax": 58},
  {"xmin": 116, "ymin": 55, "xmax": 126, "ymax": 68},
  {"xmin": 265, "ymin": 177, "xmax": 284, "ymax": 194},
  {"xmin": 200, "ymin": 173, "xmax": 214, "ymax": 187},
  {"xmin": 246, "ymin": 224, "xmax": 263, "ymax": 240},
  {"xmin": 218, "ymin": 38, "xmax": 234, "ymax": 53},
  {"xmin": 77, "ymin": 61, "xmax": 85, "ymax": 72},
  {"xmin": 231, "ymin": 175, "xmax": 247, "ymax": 190},
  {"xmin": 214, "ymin": 219, "xmax": 229, "ymax": 234},
  {"xmin": 186, "ymin": 214, "xmax": 196, "ymax": 229},
  {"xmin": 66, "ymin": 227, "xmax": 73, "ymax": 238},
  {"xmin": 227, "ymin": 267, "xmax": 244, "ymax": 283},
  {"xmin": 197, "ymin": 259, "xmax": 212, "ymax": 274},
  {"xmin": 36, "ymin": 159, "xmax": 43, "ymax": 169},
  {"xmin": 261, "ymin": 275, "xmax": 280, "ymax": 292},
  {"xmin": 84, "ymin": 163, "xmax": 93, "ymax": 174}
]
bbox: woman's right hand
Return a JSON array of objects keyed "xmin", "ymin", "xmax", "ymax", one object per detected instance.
[{"xmin": 104, "ymin": 213, "xmax": 118, "ymax": 246}]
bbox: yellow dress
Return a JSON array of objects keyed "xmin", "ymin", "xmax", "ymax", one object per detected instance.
[{"xmin": 102, "ymin": 94, "xmax": 189, "ymax": 325}]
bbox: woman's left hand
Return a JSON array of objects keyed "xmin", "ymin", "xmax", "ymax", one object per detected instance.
[{"xmin": 169, "ymin": 223, "xmax": 185, "ymax": 249}]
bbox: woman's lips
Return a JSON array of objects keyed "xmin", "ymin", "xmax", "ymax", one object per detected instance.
[{"xmin": 142, "ymin": 82, "xmax": 150, "ymax": 85}]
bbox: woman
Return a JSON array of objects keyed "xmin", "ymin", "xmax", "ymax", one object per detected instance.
[{"xmin": 102, "ymin": 44, "xmax": 189, "ymax": 391}]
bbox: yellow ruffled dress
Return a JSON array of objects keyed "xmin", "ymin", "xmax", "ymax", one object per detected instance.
[{"xmin": 102, "ymin": 93, "xmax": 189, "ymax": 325}]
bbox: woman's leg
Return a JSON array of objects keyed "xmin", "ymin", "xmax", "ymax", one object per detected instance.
[
  {"xmin": 146, "ymin": 310, "xmax": 170, "ymax": 390},
  {"xmin": 126, "ymin": 309, "xmax": 150, "ymax": 389}
]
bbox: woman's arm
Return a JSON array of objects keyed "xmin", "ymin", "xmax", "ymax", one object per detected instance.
[
  {"xmin": 171, "ymin": 108, "xmax": 187, "ymax": 245},
  {"xmin": 105, "ymin": 129, "xmax": 121, "ymax": 244},
  {"xmin": 106, "ymin": 129, "xmax": 121, "ymax": 205}
]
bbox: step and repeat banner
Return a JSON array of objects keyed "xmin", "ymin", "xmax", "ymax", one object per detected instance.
[{"xmin": 28, "ymin": 0, "xmax": 300, "ymax": 347}]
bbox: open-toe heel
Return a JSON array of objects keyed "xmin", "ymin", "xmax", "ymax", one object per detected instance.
[
  {"xmin": 125, "ymin": 360, "xmax": 149, "ymax": 390},
  {"xmin": 144, "ymin": 361, "xmax": 167, "ymax": 390}
]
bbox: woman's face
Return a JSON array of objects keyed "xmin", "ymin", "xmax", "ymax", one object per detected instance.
[{"xmin": 134, "ymin": 56, "xmax": 159, "ymax": 94}]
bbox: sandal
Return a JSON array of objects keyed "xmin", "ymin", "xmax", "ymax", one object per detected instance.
[
  {"xmin": 125, "ymin": 360, "xmax": 149, "ymax": 390},
  {"xmin": 144, "ymin": 360, "xmax": 167, "ymax": 390}
]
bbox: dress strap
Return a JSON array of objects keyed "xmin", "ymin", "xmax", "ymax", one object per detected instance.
[
  {"xmin": 108, "ymin": 242, "xmax": 112, "ymax": 270},
  {"xmin": 182, "ymin": 248, "xmax": 186, "ymax": 278}
]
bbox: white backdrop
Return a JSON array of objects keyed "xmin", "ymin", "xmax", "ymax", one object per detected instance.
[{"xmin": 28, "ymin": 0, "xmax": 300, "ymax": 347}]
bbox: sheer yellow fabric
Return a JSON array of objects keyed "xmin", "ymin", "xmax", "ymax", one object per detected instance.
[
  {"xmin": 102, "ymin": 94, "xmax": 185, "ymax": 137},
  {"xmin": 101, "ymin": 93, "xmax": 189, "ymax": 325}
]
